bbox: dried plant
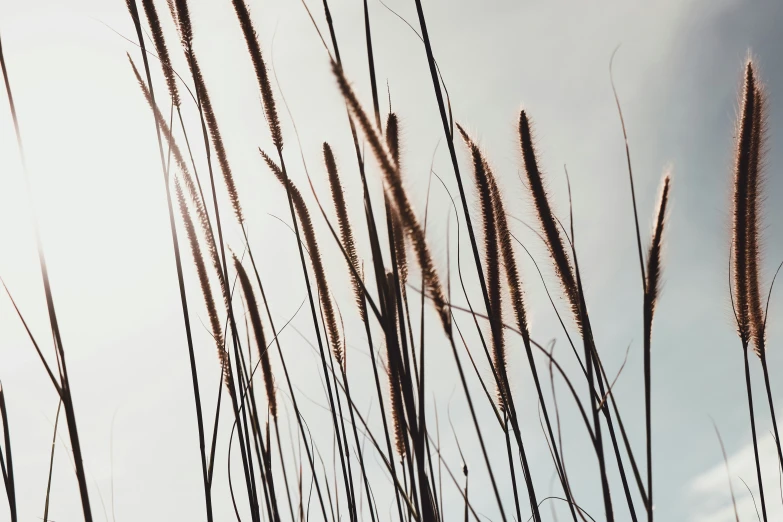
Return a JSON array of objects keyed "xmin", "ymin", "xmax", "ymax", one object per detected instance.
[
  {"xmin": 332, "ymin": 61, "xmax": 450, "ymax": 335},
  {"xmin": 457, "ymin": 123, "xmax": 506, "ymax": 409},
  {"xmin": 129, "ymin": 57, "xmax": 228, "ymax": 304},
  {"xmin": 0, "ymin": 382, "xmax": 15, "ymax": 522},
  {"xmin": 230, "ymin": 0, "xmax": 282, "ymax": 150},
  {"xmin": 732, "ymin": 63, "xmax": 757, "ymax": 346},
  {"xmin": 261, "ymin": 151, "xmax": 344, "ymax": 368},
  {"xmin": 139, "ymin": 0, "xmax": 181, "ymax": 108},
  {"xmin": 644, "ymin": 173, "xmax": 671, "ymax": 335},
  {"xmin": 163, "ymin": 0, "xmax": 245, "ymax": 226},
  {"xmin": 324, "ymin": 142, "xmax": 365, "ymax": 322},
  {"xmin": 174, "ymin": 179, "xmax": 232, "ymax": 394},
  {"xmin": 385, "ymin": 112, "xmax": 400, "ymax": 169},
  {"xmin": 233, "ymin": 254, "xmax": 277, "ymax": 419},
  {"xmin": 172, "ymin": 0, "xmax": 193, "ymax": 48},
  {"xmin": 384, "ymin": 272, "xmax": 407, "ymax": 458},
  {"xmin": 10, "ymin": 5, "xmax": 783, "ymax": 522},
  {"xmin": 731, "ymin": 60, "xmax": 769, "ymax": 522},
  {"xmin": 518, "ymin": 110, "xmax": 581, "ymax": 329},
  {"xmin": 390, "ymin": 209, "xmax": 408, "ymax": 286},
  {"xmin": 747, "ymin": 85, "xmax": 766, "ymax": 356},
  {"xmin": 643, "ymin": 171, "xmax": 671, "ymax": 522},
  {"xmin": 189, "ymin": 54, "xmax": 245, "ymax": 225}
]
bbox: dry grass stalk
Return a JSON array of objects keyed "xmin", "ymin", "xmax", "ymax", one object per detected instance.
[
  {"xmin": 747, "ymin": 85, "xmax": 766, "ymax": 356},
  {"xmin": 644, "ymin": 173, "xmax": 670, "ymax": 326},
  {"xmin": 140, "ymin": 0, "xmax": 181, "ymax": 108},
  {"xmin": 188, "ymin": 53, "xmax": 245, "ymax": 225},
  {"xmin": 324, "ymin": 142, "xmax": 365, "ymax": 322},
  {"xmin": 175, "ymin": 179, "xmax": 233, "ymax": 394},
  {"xmin": 172, "ymin": 0, "xmax": 193, "ymax": 48},
  {"xmin": 731, "ymin": 60, "xmax": 770, "ymax": 522},
  {"xmin": 518, "ymin": 110, "xmax": 581, "ymax": 330},
  {"xmin": 165, "ymin": 0, "xmax": 176, "ymax": 24},
  {"xmin": 732, "ymin": 63, "xmax": 757, "ymax": 346},
  {"xmin": 230, "ymin": 0, "xmax": 283, "ymax": 150},
  {"xmin": 457, "ymin": 123, "xmax": 507, "ymax": 409},
  {"xmin": 389, "ymin": 362, "xmax": 406, "ymax": 457},
  {"xmin": 384, "ymin": 271, "xmax": 406, "ymax": 457},
  {"xmin": 390, "ymin": 209, "xmax": 408, "ymax": 288},
  {"xmin": 487, "ymin": 167, "xmax": 529, "ymax": 338},
  {"xmin": 0, "ymin": 381, "xmax": 15, "ymax": 521},
  {"xmin": 129, "ymin": 57, "xmax": 228, "ymax": 304},
  {"xmin": 385, "ymin": 113, "xmax": 400, "ymax": 169},
  {"xmin": 233, "ymin": 254, "xmax": 277, "ymax": 418},
  {"xmin": 332, "ymin": 61, "xmax": 450, "ymax": 335},
  {"xmin": 385, "ymin": 115, "xmax": 408, "ymax": 286},
  {"xmin": 261, "ymin": 150, "xmax": 344, "ymax": 368},
  {"xmin": 385, "ymin": 112, "xmax": 409, "ymax": 290},
  {"xmin": 167, "ymin": 0, "xmax": 244, "ymax": 225},
  {"xmin": 642, "ymin": 172, "xmax": 670, "ymax": 522}
]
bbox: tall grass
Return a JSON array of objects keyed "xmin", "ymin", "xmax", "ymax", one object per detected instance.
[{"xmin": 0, "ymin": 2, "xmax": 780, "ymax": 522}]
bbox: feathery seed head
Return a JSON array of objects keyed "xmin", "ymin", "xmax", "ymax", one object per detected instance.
[
  {"xmin": 384, "ymin": 271, "xmax": 406, "ymax": 457},
  {"xmin": 175, "ymin": 179, "xmax": 233, "ymax": 396},
  {"xmin": 324, "ymin": 142, "xmax": 365, "ymax": 322},
  {"xmin": 231, "ymin": 0, "xmax": 283, "ymax": 150},
  {"xmin": 188, "ymin": 54, "xmax": 245, "ymax": 225},
  {"xmin": 732, "ymin": 62, "xmax": 757, "ymax": 346},
  {"xmin": 385, "ymin": 113, "xmax": 400, "ymax": 169},
  {"xmin": 333, "ymin": 61, "xmax": 451, "ymax": 336},
  {"xmin": 264, "ymin": 151, "xmax": 344, "ymax": 367},
  {"xmin": 644, "ymin": 172, "xmax": 671, "ymax": 332},
  {"xmin": 140, "ymin": 0, "xmax": 181, "ymax": 108},
  {"xmin": 518, "ymin": 110, "xmax": 581, "ymax": 331},
  {"xmin": 747, "ymin": 81, "xmax": 766, "ymax": 356},
  {"xmin": 233, "ymin": 254, "xmax": 277, "ymax": 418},
  {"xmin": 457, "ymin": 123, "xmax": 508, "ymax": 409}
]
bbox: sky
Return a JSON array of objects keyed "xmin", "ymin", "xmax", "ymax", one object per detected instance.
[{"xmin": 0, "ymin": 0, "xmax": 782, "ymax": 521}]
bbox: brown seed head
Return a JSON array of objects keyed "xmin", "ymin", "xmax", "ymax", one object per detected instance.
[
  {"xmin": 732, "ymin": 62, "xmax": 757, "ymax": 346},
  {"xmin": 518, "ymin": 110, "xmax": 581, "ymax": 330}
]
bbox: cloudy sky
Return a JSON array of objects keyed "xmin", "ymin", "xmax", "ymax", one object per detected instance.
[{"xmin": 0, "ymin": 0, "xmax": 782, "ymax": 521}]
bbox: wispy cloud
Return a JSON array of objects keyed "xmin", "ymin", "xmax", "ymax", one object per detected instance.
[{"xmin": 689, "ymin": 428, "xmax": 783, "ymax": 522}]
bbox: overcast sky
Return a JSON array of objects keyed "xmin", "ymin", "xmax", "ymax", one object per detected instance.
[{"xmin": 0, "ymin": 0, "xmax": 782, "ymax": 521}]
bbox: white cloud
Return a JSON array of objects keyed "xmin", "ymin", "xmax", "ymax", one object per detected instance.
[{"xmin": 689, "ymin": 429, "xmax": 783, "ymax": 522}]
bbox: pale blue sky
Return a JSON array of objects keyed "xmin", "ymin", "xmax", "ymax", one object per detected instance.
[{"xmin": 0, "ymin": 0, "xmax": 781, "ymax": 521}]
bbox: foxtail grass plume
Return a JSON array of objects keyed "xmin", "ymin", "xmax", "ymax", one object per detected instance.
[
  {"xmin": 384, "ymin": 271, "xmax": 406, "ymax": 457},
  {"xmin": 233, "ymin": 254, "xmax": 277, "ymax": 418},
  {"xmin": 389, "ymin": 362, "xmax": 406, "ymax": 457},
  {"xmin": 172, "ymin": 0, "xmax": 193, "ymax": 48},
  {"xmin": 165, "ymin": 0, "xmax": 176, "ymax": 22},
  {"xmin": 644, "ymin": 173, "xmax": 671, "ymax": 336},
  {"xmin": 457, "ymin": 123, "xmax": 508, "ymax": 409},
  {"xmin": 385, "ymin": 114, "xmax": 409, "ymax": 288},
  {"xmin": 487, "ymin": 161, "xmax": 531, "ymax": 341},
  {"xmin": 129, "ymin": 57, "xmax": 206, "ymax": 229},
  {"xmin": 332, "ymin": 61, "xmax": 450, "ymax": 335},
  {"xmin": 732, "ymin": 62, "xmax": 758, "ymax": 347},
  {"xmin": 747, "ymin": 83, "xmax": 766, "ymax": 356},
  {"xmin": 642, "ymin": 171, "xmax": 670, "ymax": 522},
  {"xmin": 188, "ymin": 53, "xmax": 245, "ymax": 225},
  {"xmin": 175, "ymin": 178, "xmax": 233, "ymax": 395},
  {"xmin": 129, "ymin": 57, "xmax": 228, "ymax": 305},
  {"xmin": 386, "ymin": 113, "xmax": 400, "ymax": 169},
  {"xmin": 230, "ymin": 0, "xmax": 283, "ymax": 150},
  {"xmin": 730, "ymin": 59, "xmax": 771, "ymax": 522},
  {"xmin": 518, "ymin": 110, "xmax": 581, "ymax": 330},
  {"xmin": 390, "ymin": 208, "xmax": 408, "ymax": 287},
  {"xmin": 167, "ymin": 0, "xmax": 245, "ymax": 225},
  {"xmin": 140, "ymin": 0, "xmax": 181, "ymax": 108},
  {"xmin": 261, "ymin": 150, "xmax": 344, "ymax": 368},
  {"xmin": 324, "ymin": 142, "xmax": 365, "ymax": 322}
]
